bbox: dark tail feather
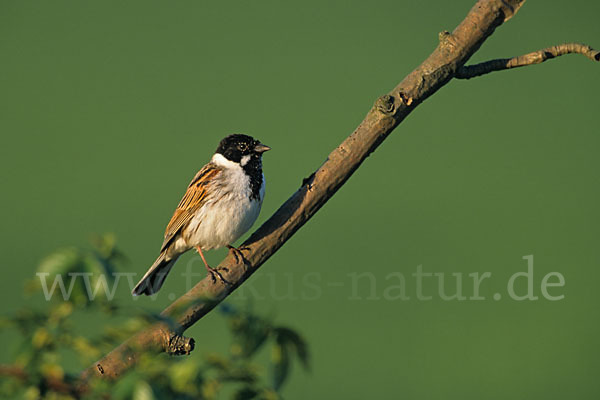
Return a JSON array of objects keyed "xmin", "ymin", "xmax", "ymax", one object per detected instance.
[{"xmin": 132, "ymin": 254, "xmax": 177, "ymax": 296}]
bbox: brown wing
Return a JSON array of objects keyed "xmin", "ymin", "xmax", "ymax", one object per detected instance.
[{"xmin": 160, "ymin": 163, "xmax": 222, "ymax": 252}]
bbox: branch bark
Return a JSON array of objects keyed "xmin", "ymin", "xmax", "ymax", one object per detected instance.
[{"xmin": 80, "ymin": 0, "xmax": 597, "ymax": 385}]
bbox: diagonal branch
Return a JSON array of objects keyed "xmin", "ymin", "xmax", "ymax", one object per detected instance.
[
  {"xmin": 456, "ymin": 42, "xmax": 599, "ymax": 79},
  {"xmin": 79, "ymin": 0, "xmax": 596, "ymax": 386}
]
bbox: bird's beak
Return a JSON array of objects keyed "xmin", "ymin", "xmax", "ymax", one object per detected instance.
[{"xmin": 254, "ymin": 143, "xmax": 271, "ymax": 153}]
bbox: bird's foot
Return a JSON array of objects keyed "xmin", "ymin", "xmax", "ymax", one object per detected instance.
[
  {"xmin": 205, "ymin": 265, "xmax": 230, "ymax": 286},
  {"xmin": 227, "ymin": 245, "xmax": 249, "ymax": 268}
]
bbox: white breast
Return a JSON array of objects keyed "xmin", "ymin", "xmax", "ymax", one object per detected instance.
[{"xmin": 183, "ymin": 154, "xmax": 265, "ymax": 250}]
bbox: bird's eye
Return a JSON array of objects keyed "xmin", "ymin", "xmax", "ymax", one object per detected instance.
[{"xmin": 238, "ymin": 143, "xmax": 248, "ymax": 152}]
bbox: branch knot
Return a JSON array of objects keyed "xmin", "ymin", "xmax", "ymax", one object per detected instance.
[
  {"xmin": 375, "ymin": 94, "xmax": 396, "ymax": 115},
  {"xmin": 166, "ymin": 334, "xmax": 195, "ymax": 355},
  {"xmin": 438, "ymin": 30, "xmax": 457, "ymax": 51}
]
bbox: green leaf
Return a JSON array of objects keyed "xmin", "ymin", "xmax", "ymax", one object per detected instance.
[
  {"xmin": 35, "ymin": 247, "xmax": 93, "ymax": 306},
  {"xmin": 112, "ymin": 372, "xmax": 141, "ymax": 400},
  {"xmin": 229, "ymin": 312, "xmax": 271, "ymax": 359},
  {"xmin": 274, "ymin": 327, "xmax": 310, "ymax": 371},
  {"xmin": 167, "ymin": 358, "xmax": 202, "ymax": 394},
  {"xmin": 90, "ymin": 232, "xmax": 116, "ymax": 258},
  {"xmin": 37, "ymin": 247, "xmax": 81, "ymax": 276},
  {"xmin": 133, "ymin": 380, "xmax": 155, "ymax": 400},
  {"xmin": 83, "ymin": 253, "xmax": 115, "ymax": 282},
  {"xmin": 271, "ymin": 338, "xmax": 290, "ymax": 391},
  {"xmin": 234, "ymin": 387, "xmax": 259, "ymax": 400}
]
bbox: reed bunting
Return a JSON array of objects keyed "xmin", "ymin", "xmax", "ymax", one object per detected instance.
[{"xmin": 132, "ymin": 134, "xmax": 270, "ymax": 296}]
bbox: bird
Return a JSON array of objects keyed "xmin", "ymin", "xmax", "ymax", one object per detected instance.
[{"xmin": 132, "ymin": 134, "xmax": 270, "ymax": 296}]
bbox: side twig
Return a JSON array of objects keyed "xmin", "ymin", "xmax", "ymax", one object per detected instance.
[{"xmin": 456, "ymin": 43, "xmax": 599, "ymax": 79}]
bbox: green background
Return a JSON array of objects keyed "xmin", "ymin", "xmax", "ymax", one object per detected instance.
[{"xmin": 1, "ymin": 0, "xmax": 599, "ymax": 398}]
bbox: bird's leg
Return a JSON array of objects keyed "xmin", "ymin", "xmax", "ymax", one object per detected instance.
[
  {"xmin": 196, "ymin": 246, "xmax": 229, "ymax": 285},
  {"xmin": 227, "ymin": 244, "xmax": 249, "ymax": 268}
]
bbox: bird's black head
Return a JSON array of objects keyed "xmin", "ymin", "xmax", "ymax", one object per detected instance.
[{"xmin": 215, "ymin": 134, "xmax": 270, "ymax": 165}]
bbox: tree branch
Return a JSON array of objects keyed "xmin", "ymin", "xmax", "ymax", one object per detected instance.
[
  {"xmin": 456, "ymin": 42, "xmax": 599, "ymax": 79},
  {"xmin": 80, "ymin": 0, "xmax": 596, "ymax": 386}
]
